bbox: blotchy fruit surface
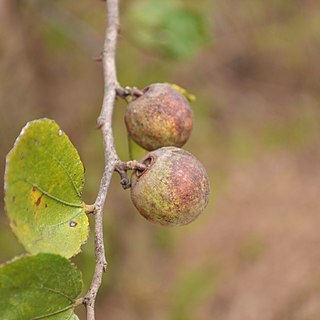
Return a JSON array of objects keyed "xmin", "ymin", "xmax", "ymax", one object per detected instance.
[
  {"xmin": 130, "ymin": 147, "xmax": 210, "ymax": 226},
  {"xmin": 125, "ymin": 83, "xmax": 193, "ymax": 151}
]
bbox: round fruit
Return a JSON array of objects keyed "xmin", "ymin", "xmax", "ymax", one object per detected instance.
[
  {"xmin": 125, "ymin": 83, "xmax": 193, "ymax": 151},
  {"xmin": 130, "ymin": 147, "xmax": 210, "ymax": 227}
]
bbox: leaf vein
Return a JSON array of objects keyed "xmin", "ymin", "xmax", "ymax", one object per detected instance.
[
  {"xmin": 40, "ymin": 147, "xmax": 82, "ymax": 198},
  {"xmin": 31, "ymin": 306, "xmax": 73, "ymax": 320},
  {"xmin": 46, "ymin": 209, "xmax": 84, "ymax": 228},
  {"xmin": 25, "ymin": 180, "xmax": 83, "ymax": 208}
]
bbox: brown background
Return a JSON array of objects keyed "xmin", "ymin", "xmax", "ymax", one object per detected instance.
[{"xmin": 1, "ymin": 1, "xmax": 320, "ymax": 319}]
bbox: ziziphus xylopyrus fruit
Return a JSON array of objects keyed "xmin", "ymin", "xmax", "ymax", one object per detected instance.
[
  {"xmin": 130, "ymin": 147, "xmax": 210, "ymax": 226},
  {"xmin": 125, "ymin": 83, "xmax": 193, "ymax": 151}
]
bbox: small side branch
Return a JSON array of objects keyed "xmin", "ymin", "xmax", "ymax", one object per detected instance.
[
  {"xmin": 116, "ymin": 86, "xmax": 144, "ymax": 100},
  {"xmin": 115, "ymin": 160, "xmax": 148, "ymax": 189}
]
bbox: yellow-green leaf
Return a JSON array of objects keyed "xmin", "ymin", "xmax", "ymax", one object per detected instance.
[
  {"xmin": 166, "ymin": 83, "xmax": 196, "ymax": 102},
  {"xmin": 4, "ymin": 119, "xmax": 89, "ymax": 258},
  {"xmin": 0, "ymin": 254, "xmax": 82, "ymax": 319}
]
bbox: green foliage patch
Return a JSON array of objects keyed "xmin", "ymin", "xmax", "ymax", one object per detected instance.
[
  {"xmin": 129, "ymin": 0, "xmax": 208, "ymax": 59},
  {"xmin": 4, "ymin": 119, "xmax": 89, "ymax": 258},
  {"xmin": 0, "ymin": 253, "xmax": 82, "ymax": 319}
]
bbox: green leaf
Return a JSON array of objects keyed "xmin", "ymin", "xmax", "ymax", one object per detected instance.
[
  {"xmin": 40, "ymin": 309, "xmax": 79, "ymax": 320},
  {"xmin": 128, "ymin": 0, "xmax": 208, "ymax": 59},
  {"xmin": 0, "ymin": 254, "xmax": 82, "ymax": 320},
  {"xmin": 4, "ymin": 119, "xmax": 89, "ymax": 258}
]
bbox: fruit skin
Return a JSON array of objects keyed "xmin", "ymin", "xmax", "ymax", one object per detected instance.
[
  {"xmin": 130, "ymin": 147, "xmax": 210, "ymax": 227},
  {"xmin": 125, "ymin": 83, "xmax": 193, "ymax": 151}
]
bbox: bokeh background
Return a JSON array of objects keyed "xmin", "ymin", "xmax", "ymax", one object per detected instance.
[{"xmin": 1, "ymin": 0, "xmax": 320, "ymax": 319}]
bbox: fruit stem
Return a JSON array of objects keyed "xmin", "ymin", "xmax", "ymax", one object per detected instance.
[
  {"xmin": 115, "ymin": 160, "xmax": 148, "ymax": 189},
  {"xmin": 116, "ymin": 160, "xmax": 148, "ymax": 172},
  {"xmin": 116, "ymin": 86, "xmax": 144, "ymax": 101}
]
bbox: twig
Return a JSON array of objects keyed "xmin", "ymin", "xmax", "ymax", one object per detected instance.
[
  {"xmin": 83, "ymin": 1, "xmax": 148, "ymax": 318},
  {"xmin": 115, "ymin": 161, "xmax": 148, "ymax": 189},
  {"xmin": 116, "ymin": 86, "xmax": 144, "ymax": 99},
  {"xmin": 83, "ymin": 0, "xmax": 121, "ymax": 319}
]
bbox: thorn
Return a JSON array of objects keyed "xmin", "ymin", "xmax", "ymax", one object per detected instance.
[
  {"xmin": 92, "ymin": 51, "xmax": 103, "ymax": 62},
  {"xmin": 97, "ymin": 117, "xmax": 106, "ymax": 128},
  {"xmin": 93, "ymin": 56, "xmax": 102, "ymax": 62}
]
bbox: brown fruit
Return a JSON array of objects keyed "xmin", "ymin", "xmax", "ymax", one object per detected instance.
[
  {"xmin": 125, "ymin": 83, "xmax": 193, "ymax": 151},
  {"xmin": 130, "ymin": 147, "xmax": 210, "ymax": 227}
]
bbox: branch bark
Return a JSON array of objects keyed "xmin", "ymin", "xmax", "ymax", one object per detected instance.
[{"xmin": 83, "ymin": 0, "xmax": 120, "ymax": 319}]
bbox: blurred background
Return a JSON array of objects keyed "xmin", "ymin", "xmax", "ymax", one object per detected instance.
[{"xmin": 1, "ymin": 0, "xmax": 320, "ymax": 319}]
